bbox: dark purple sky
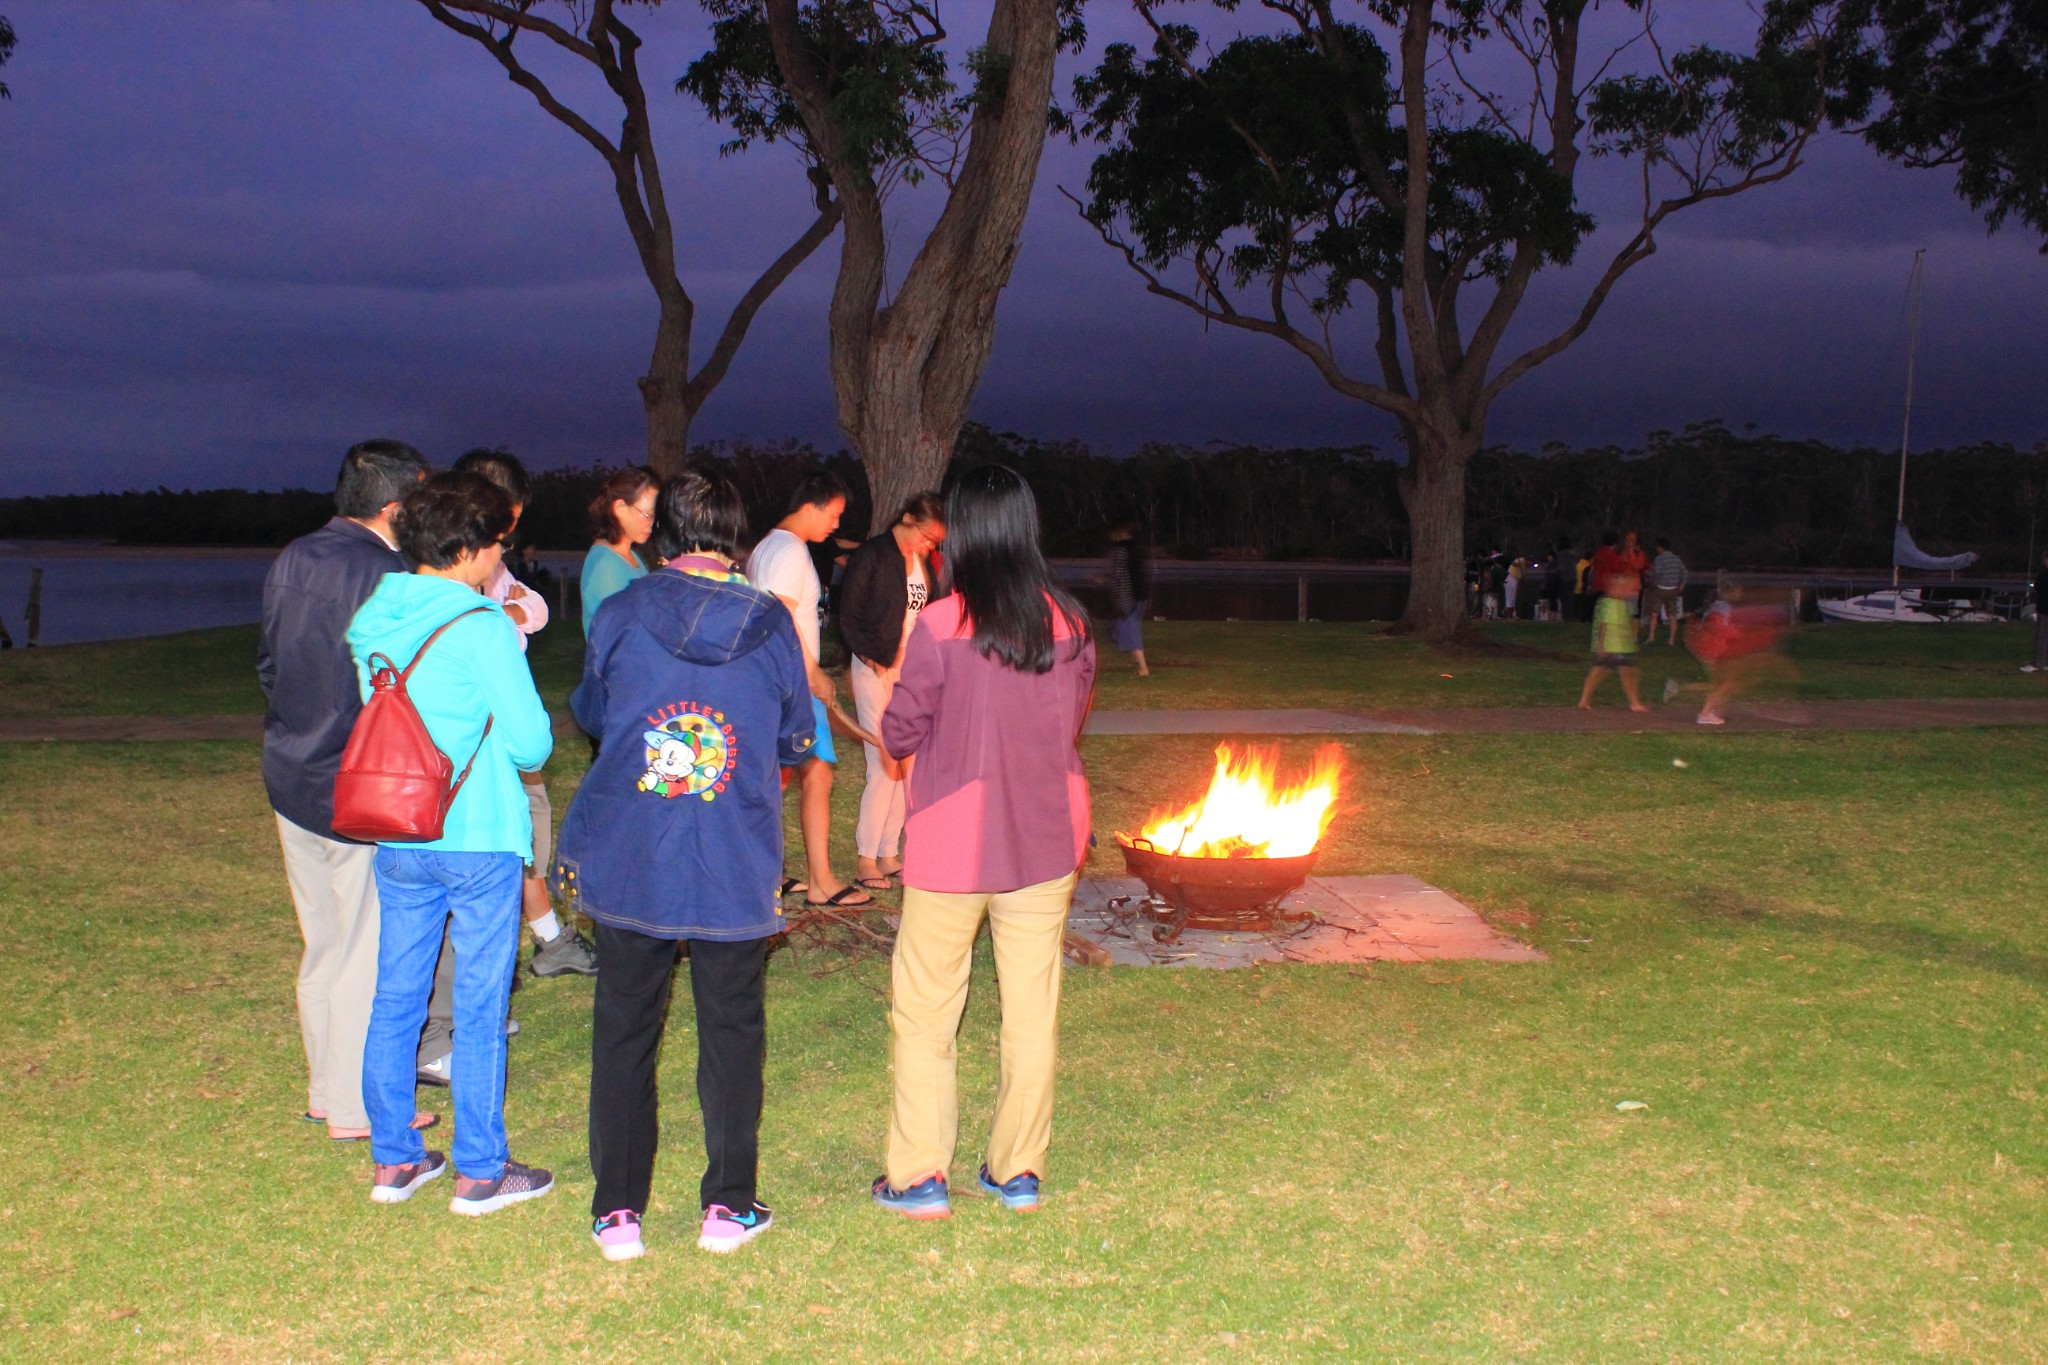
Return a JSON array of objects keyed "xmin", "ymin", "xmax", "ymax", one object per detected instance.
[{"xmin": 2, "ymin": 1, "xmax": 2043, "ymax": 496}]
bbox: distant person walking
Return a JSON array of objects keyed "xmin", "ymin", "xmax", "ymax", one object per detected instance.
[
  {"xmin": 1106, "ymin": 520, "xmax": 1151, "ymax": 676},
  {"xmin": 556, "ymin": 468, "xmax": 816, "ymax": 1261},
  {"xmin": 580, "ymin": 466, "xmax": 659, "ymax": 638},
  {"xmin": 257, "ymin": 438, "xmax": 434, "ymax": 1144},
  {"xmin": 1577, "ymin": 567, "xmax": 1649, "ymax": 712},
  {"xmin": 836, "ymin": 492, "xmax": 948, "ymax": 893},
  {"xmin": 1546, "ymin": 540, "xmax": 1573, "ymax": 622},
  {"xmin": 747, "ymin": 469, "xmax": 873, "ymax": 910},
  {"xmin": 346, "ymin": 471, "xmax": 557, "ymax": 1214},
  {"xmin": 1642, "ymin": 538, "xmax": 1688, "ymax": 645},
  {"xmin": 2026, "ymin": 550, "xmax": 2048, "ymax": 674},
  {"xmin": 870, "ymin": 464, "xmax": 1096, "ymax": 1221}
]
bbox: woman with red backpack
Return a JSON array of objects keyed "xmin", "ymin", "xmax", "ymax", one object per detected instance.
[{"xmin": 343, "ymin": 471, "xmax": 556, "ymax": 1215}]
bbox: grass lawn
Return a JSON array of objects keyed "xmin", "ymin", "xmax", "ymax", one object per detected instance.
[
  {"xmin": 3, "ymin": 655, "xmax": 2044, "ymax": 1361},
  {"xmin": 1, "ymin": 617, "xmax": 2040, "ymax": 720}
]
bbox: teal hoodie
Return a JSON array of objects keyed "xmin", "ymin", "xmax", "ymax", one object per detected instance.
[{"xmin": 346, "ymin": 572, "xmax": 555, "ymax": 860}]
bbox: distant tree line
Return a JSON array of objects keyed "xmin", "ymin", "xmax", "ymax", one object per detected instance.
[{"xmin": 3, "ymin": 421, "xmax": 2042, "ymax": 571}]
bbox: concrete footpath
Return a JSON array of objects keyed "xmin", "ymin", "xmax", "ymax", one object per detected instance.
[
  {"xmin": 5, "ymin": 697, "xmax": 2048, "ymax": 744},
  {"xmin": 1083, "ymin": 696, "xmax": 2048, "ymax": 737}
]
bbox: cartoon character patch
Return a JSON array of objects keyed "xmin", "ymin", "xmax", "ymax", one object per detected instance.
[{"xmin": 636, "ymin": 709, "xmax": 736, "ymax": 801}]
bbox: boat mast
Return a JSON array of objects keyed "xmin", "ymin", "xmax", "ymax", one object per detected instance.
[{"xmin": 1894, "ymin": 249, "xmax": 1925, "ymax": 591}]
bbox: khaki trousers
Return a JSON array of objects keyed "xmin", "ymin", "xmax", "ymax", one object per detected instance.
[
  {"xmin": 275, "ymin": 813, "xmax": 379, "ymax": 1128},
  {"xmin": 850, "ymin": 658, "xmax": 907, "ymax": 859},
  {"xmin": 886, "ymin": 872, "xmax": 1076, "ymax": 1189}
]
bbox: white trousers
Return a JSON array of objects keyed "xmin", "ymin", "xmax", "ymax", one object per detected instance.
[
  {"xmin": 276, "ymin": 813, "xmax": 380, "ymax": 1128},
  {"xmin": 851, "ymin": 656, "xmax": 907, "ymax": 860}
]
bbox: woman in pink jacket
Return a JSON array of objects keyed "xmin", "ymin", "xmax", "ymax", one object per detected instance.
[{"xmin": 871, "ymin": 464, "xmax": 1096, "ymax": 1220}]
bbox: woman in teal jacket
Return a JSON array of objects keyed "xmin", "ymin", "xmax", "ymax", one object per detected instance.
[{"xmin": 345, "ymin": 471, "xmax": 556, "ymax": 1217}]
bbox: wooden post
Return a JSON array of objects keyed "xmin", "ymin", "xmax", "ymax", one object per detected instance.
[
  {"xmin": 25, "ymin": 567, "xmax": 43, "ymax": 647},
  {"xmin": 1297, "ymin": 574, "xmax": 1308, "ymax": 623}
]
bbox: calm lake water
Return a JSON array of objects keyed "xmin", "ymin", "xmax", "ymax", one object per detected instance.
[
  {"xmin": 0, "ymin": 544, "xmax": 1416, "ymax": 645},
  {"xmin": 0, "ymin": 545, "xmax": 280, "ymax": 646}
]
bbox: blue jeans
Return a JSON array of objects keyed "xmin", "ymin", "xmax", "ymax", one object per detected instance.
[{"xmin": 364, "ymin": 847, "xmax": 522, "ymax": 1178}]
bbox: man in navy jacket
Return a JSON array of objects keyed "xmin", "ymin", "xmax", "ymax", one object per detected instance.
[{"xmin": 257, "ymin": 439, "xmax": 427, "ymax": 1140}]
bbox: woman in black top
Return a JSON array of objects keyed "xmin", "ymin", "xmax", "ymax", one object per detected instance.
[{"xmin": 834, "ymin": 492, "xmax": 947, "ymax": 889}]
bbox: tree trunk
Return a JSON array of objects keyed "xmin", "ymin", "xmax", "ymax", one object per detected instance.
[
  {"xmin": 1397, "ymin": 426, "xmax": 1479, "ymax": 638},
  {"xmin": 851, "ymin": 341, "xmax": 954, "ymax": 523},
  {"xmin": 854, "ymin": 386, "xmax": 953, "ymax": 525},
  {"xmin": 771, "ymin": 0, "xmax": 1059, "ymax": 533},
  {"xmin": 638, "ymin": 296, "xmax": 694, "ymax": 479}
]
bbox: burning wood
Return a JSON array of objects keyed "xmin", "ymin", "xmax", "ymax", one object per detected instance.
[
  {"xmin": 1115, "ymin": 744, "xmax": 1346, "ymax": 940},
  {"xmin": 1122, "ymin": 743, "xmax": 1343, "ymax": 860}
]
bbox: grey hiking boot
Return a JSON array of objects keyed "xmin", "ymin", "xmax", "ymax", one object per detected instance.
[
  {"xmin": 531, "ymin": 929, "xmax": 599, "ymax": 978},
  {"xmin": 449, "ymin": 1158, "xmax": 554, "ymax": 1216}
]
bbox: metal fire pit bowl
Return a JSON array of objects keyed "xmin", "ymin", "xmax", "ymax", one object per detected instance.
[{"xmin": 1117, "ymin": 836, "xmax": 1320, "ymax": 942}]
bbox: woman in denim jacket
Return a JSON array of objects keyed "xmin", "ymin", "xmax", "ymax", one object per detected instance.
[{"xmin": 553, "ymin": 467, "xmax": 815, "ymax": 1261}]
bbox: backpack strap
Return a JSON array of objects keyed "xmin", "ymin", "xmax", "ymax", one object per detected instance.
[
  {"xmin": 398, "ymin": 606, "xmax": 494, "ymax": 683},
  {"xmin": 446, "ymin": 714, "xmax": 495, "ymax": 807},
  {"xmin": 396, "ymin": 605, "xmax": 499, "ymax": 808}
]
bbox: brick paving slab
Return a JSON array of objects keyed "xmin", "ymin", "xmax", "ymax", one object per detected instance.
[{"xmin": 1066, "ymin": 874, "xmax": 1544, "ymax": 969}]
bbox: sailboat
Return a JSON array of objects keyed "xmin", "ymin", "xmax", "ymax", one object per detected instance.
[{"xmin": 1818, "ymin": 250, "xmax": 1987, "ymax": 624}]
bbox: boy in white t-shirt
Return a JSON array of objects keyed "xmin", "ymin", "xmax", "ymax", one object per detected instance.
[{"xmin": 746, "ymin": 470, "xmax": 874, "ymax": 910}]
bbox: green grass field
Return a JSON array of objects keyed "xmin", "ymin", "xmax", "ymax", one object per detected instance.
[
  {"xmin": 2, "ymin": 616, "xmax": 2039, "ymax": 720},
  {"xmin": 1, "ymin": 626, "xmax": 2043, "ymax": 1361}
]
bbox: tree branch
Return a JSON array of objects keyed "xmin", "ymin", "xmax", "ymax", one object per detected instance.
[
  {"xmin": 1396, "ymin": 0, "xmax": 1448, "ymax": 400},
  {"xmin": 684, "ymin": 199, "xmax": 844, "ymax": 409},
  {"xmin": 1478, "ymin": 127, "xmax": 1818, "ymax": 415},
  {"xmin": 1062, "ymin": 189, "xmax": 1422, "ymax": 424},
  {"xmin": 418, "ymin": 2, "xmax": 619, "ymax": 163}
]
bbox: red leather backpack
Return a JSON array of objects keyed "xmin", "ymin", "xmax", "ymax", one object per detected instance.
[{"xmin": 332, "ymin": 607, "xmax": 494, "ymax": 843}]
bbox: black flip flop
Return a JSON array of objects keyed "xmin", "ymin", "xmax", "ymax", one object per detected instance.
[
  {"xmin": 806, "ymin": 884, "xmax": 877, "ymax": 910},
  {"xmin": 778, "ymin": 878, "xmax": 809, "ymax": 900},
  {"xmin": 853, "ymin": 876, "xmax": 894, "ymax": 892}
]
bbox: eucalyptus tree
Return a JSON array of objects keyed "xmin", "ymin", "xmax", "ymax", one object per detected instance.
[
  {"xmin": 1769, "ymin": 0, "xmax": 2048, "ymax": 244},
  {"xmin": 414, "ymin": 0, "xmax": 843, "ymax": 476},
  {"xmin": 1, "ymin": 15, "xmax": 16, "ymax": 100},
  {"xmin": 685, "ymin": 0, "xmax": 1084, "ymax": 515},
  {"xmin": 1073, "ymin": 1, "xmax": 1856, "ymax": 637}
]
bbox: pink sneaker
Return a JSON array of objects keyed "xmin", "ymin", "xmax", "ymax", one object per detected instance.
[
  {"xmin": 592, "ymin": 1209, "xmax": 645, "ymax": 1261},
  {"xmin": 698, "ymin": 1201, "xmax": 773, "ymax": 1253}
]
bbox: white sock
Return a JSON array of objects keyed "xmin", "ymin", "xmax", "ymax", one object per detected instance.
[{"xmin": 530, "ymin": 910, "xmax": 562, "ymax": 943}]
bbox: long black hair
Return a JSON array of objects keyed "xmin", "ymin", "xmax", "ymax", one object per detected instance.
[{"xmin": 944, "ymin": 464, "xmax": 1089, "ymax": 674}]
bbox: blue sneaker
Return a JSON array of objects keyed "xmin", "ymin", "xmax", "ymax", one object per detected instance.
[
  {"xmin": 871, "ymin": 1174, "xmax": 951, "ymax": 1220},
  {"xmin": 977, "ymin": 1164, "xmax": 1042, "ymax": 1211}
]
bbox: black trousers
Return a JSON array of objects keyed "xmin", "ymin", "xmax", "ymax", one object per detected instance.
[{"xmin": 588, "ymin": 923, "xmax": 770, "ymax": 1218}]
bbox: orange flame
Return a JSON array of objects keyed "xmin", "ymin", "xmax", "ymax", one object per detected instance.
[{"xmin": 1122, "ymin": 743, "xmax": 1344, "ymax": 859}]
